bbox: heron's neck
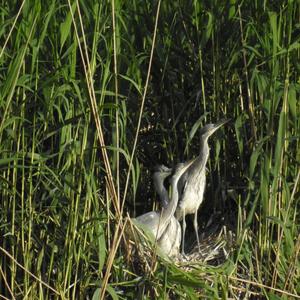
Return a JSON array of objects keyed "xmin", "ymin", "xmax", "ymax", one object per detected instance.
[
  {"xmin": 158, "ymin": 176, "xmax": 180, "ymax": 235},
  {"xmin": 188, "ymin": 136, "xmax": 210, "ymax": 174},
  {"xmin": 154, "ymin": 178, "xmax": 169, "ymax": 208},
  {"xmin": 200, "ymin": 136, "xmax": 210, "ymax": 156}
]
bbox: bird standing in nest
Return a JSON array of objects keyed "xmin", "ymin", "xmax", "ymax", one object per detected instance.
[
  {"xmin": 175, "ymin": 119, "xmax": 229, "ymax": 255},
  {"xmin": 134, "ymin": 160, "xmax": 194, "ymax": 257}
]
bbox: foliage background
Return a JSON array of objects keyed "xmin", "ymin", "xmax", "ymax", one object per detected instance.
[{"xmin": 0, "ymin": 0, "xmax": 299, "ymax": 299}]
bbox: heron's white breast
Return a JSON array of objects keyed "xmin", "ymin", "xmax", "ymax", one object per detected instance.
[{"xmin": 176, "ymin": 171, "xmax": 206, "ymax": 216}]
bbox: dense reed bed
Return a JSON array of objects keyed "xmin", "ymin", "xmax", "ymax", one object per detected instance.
[{"xmin": 0, "ymin": 0, "xmax": 299, "ymax": 299}]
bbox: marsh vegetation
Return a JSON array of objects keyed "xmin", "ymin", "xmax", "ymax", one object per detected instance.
[{"xmin": 0, "ymin": 0, "xmax": 299, "ymax": 299}]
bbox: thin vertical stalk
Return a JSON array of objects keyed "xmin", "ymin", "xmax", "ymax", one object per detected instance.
[
  {"xmin": 121, "ymin": 0, "xmax": 162, "ymax": 212},
  {"xmin": 99, "ymin": 218, "xmax": 128, "ymax": 300},
  {"xmin": 199, "ymin": 49, "xmax": 206, "ymax": 115},
  {"xmin": 111, "ymin": 0, "xmax": 120, "ymax": 203},
  {"xmin": 238, "ymin": 5, "xmax": 257, "ymax": 144},
  {"xmin": 271, "ymin": 48, "xmax": 291, "ymax": 288},
  {"xmin": 0, "ymin": 0, "xmax": 26, "ymax": 60},
  {"xmin": 68, "ymin": 0, "xmax": 120, "ymax": 218}
]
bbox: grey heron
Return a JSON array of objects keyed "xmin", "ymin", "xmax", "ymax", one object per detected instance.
[
  {"xmin": 152, "ymin": 164, "xmax": 172, "ymax": 208},
  {"xmin": 175, "ymin": 119, "xmax": 229, "ymax": 254},
  {"xmin": 134, "ymin": 160, "xmax": 194, "ymax": 257},
  {"xmin": 152, "ymin": 164, "xmax": 182, "ymax": 256}
]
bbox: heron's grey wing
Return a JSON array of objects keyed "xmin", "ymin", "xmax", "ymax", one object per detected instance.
[
  {"xmin": 157, "ymin": 217, "xmax": 181, "ymax": 257},
  {"xmin": 135, "ymin": 211, "xmax": 164, "ymax": 238},
  {"xmin": 185, "ymin": 154, "xmax": 207, "ymax": 179},
  {"xmin": 170, "ymin": 219, "xmax": 181, "ymax": 256},
  {"xmin": 177, "ymin": 170, "xmax": 188, "ymax": 196},
  {"xmin": 136, "ymin": 211, "xmax": 159, "ymax": 227},
  {"xmin": 174, "ymin": 158, "xmax": 198, "ymax": 194}
]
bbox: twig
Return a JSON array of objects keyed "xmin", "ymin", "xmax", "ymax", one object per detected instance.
[
  {"xmin": 99, "ymin": 218, "xmax": 128, "ymax": 300},
  {"xmin": 67, "ymin": 0, "xmax": 120, "ymax": 218},
  {"xmin": 0, "ymin": 265, "xmax": 16, "ymax": 300},
  {"xmin": 0, "ymin": 0, "xmax": 26, "ymax": 60},
  {"xmin": 229, "ymin": 275, "xmax": 300, "ymax": 299},
  {"xmin": 0, "ymin": 247, "xmax": 60, "ymax": 296}
]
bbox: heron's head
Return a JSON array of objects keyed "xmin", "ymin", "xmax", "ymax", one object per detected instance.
[
  {"xmin": 153, "ymin": 164, "xmax": 171, "ymax": 174},
  {"xmin": 153, "ymin": 165, "xmax": 172, "ymax": 183},
  {"xmin": 200, "ymin": 118, "xmax": 229, "ymax": 140}
]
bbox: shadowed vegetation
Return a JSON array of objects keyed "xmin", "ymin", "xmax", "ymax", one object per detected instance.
[{"xmin": 0, "ymin": 0, "xmax": 299, "ymax": 299}]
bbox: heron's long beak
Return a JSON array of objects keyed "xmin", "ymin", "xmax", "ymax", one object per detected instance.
[
  {"xmin": 209, "ymin": 118, "xmax": 230, "ymax": 136},
  {"xmin": 215, "ymin": 118, "xmax": 230, "ymax": 129}
]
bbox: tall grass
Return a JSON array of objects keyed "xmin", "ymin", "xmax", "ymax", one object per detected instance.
[{"xmin": 0, "ymin": 0, "xmax": 299, "ymax": 299}]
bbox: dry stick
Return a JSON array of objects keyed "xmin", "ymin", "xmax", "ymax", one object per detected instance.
[
  {"xmin": 229, "ymin": 284, "xmax": 261, "ymax": 297},
  {"xmin": 68, "ymin": 4, "xmax": 126, "ymax": 300},
  {"xmin": 0, "ymin": 247, "xmax": 60, "ymax": 296},
  {"xmin": 99, "ymin": 218, "xmax": 128, "ymax": 300},
  {"xmin": 238, "ymin": 5, "xmax": 256, "ymax": 143},
  {"xmin": 128, "ymin": 218, "xmax": 148, "ymax": 260},
  {"xmin": 0, "ymin": 295, "xmax": 12, "ymax": 300},
  {"xmin": 74, "ymin": 3, "xmax": 125, "ymax": 268},
  {"xmin": 105, "ymin": 178, "xmax": 112, "ymax": 250},
  {"xmin": 121, "ymin": 0, "xmax": 162, "ymax": 213},
  {"xmin": 69, "ymin": 0, "xmax": 161, "ymax": 297},
  {"xmin": 0, "ymin": 265, "xmax": 16, "ymax": 300},
  {"xmin": 76, "ymin": 0, "xmax": 120, "ymax": 214},
  {"xmin": 100, "ymin": 1, "xmax": 162, "ymax": 297},
  {"xmin": 0, "ymin": 0, "xmax": 26, "ymax": 60},
  {"xmin": 67, "ymin": 0, "xmax": 120, "ymax": 218},
  {"xmin": 228, "ymin": 275, "xmax": 300, "ymax": 299}
]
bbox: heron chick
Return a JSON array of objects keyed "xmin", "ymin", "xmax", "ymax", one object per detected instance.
[
  {"xmin": 134, "ymin": 160, "xmax": 194, "ymax": 257},
  {"xmin": 175, "ymin": 119, "xmax": 229, "ymax": 254},
  {"xmin": 152, "ymin": 164, "xmax": 172, "ymax": 208}
]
